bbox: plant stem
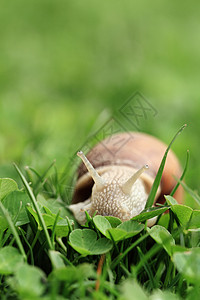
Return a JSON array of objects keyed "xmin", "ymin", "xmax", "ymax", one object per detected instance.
[
  {"xmin": 13, "ymin": 163, "xmax": 53, "ymax": 250},
  {"xmin": 0, "ymin": 201, "xmax": 27, "ymax": 261}
]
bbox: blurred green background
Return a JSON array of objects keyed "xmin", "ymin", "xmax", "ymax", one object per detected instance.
[{"xmin": 0, "ymin": 0, "xmax": 199, "ymax": 204}]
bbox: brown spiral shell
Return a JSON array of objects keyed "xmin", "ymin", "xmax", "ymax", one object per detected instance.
[{"xmin": 72, "ymin": 132, "xmax": 184, "ymax": 206}]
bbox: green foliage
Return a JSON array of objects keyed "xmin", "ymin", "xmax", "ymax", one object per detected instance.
[
  {"xmin": 173, "ymin": 248, "xmax": 200, "ymax": 284},
  {"xmin": 0, "ymin": 178, "xmax": 18, "ymax": 201},
  {"xmin": 131, "ymin": 206, "xmax": 169, "ymax": 222},
  {"xmin": 8, "ymin": 264, "xmax": 46, "ymax": 299},
  {"xmin": 0, "ymin": 246, "xmax": 24, "ymax": 275},
  {"xmin": 0, "ymin": 0, "xmax": 200, "ymax": 201},
  {"xmin": 0, "ymin": 126, "xmax": 199, "ymax": 298},
  {"xmin": 145, "ymin": 124, "xmax": 186, "ymax": 209},
  {"xmin": 147, "ymin": 226, "xmax": 175, "ymax": 256},
  {"xmin": 94, "ymin": 215, "xmax": 145, "ymax": 242},
  {"xmin": 69, "ymin": 229, "xmax": 113, "ymax": 255},
  {"xmin": 0, "ymin": 165, "xmax": 200, "ymax": 299},
  {"xmin": 2, "ymin": 191, "xmax": 30, "ymax": 228},
  {"xmin": 0, "ymin": 1, "xmax": 200, "ymax": 298}
]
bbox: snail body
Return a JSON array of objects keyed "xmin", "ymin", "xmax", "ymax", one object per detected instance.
[{"xmin": 70, "ymin": 132, "xmax": 183, "ymax": 225}]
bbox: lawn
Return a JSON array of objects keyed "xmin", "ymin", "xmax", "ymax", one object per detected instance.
[{"xmin": 0, "ymin": 1, "xmax": 200, "ymax": 299}]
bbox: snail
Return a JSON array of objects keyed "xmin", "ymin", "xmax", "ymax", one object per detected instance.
[{"xmin": 69, "ymin": 132, "xmax": 183, "ymax": 225}]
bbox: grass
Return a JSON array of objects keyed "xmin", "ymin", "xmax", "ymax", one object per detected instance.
[
  {"xmin": 0, "ymin": 0, "xmax": 200, "ymax": 298},
  {"xmin": 0, "ymin": 0, "xmax": 200, "ymax": 197},
  {"xmin": 0, "ymin": 126, "xmax": 200, "ymax": 299}
]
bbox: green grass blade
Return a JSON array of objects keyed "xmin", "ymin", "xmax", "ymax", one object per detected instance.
[
  {"xmin": 25, "ymin": 166, "xmax": 42, "ymax": 181},
  {"xmin": 179, "ymin": 180, "xmax": 200, "ymax": 207},
  {"xmin": 107, "ymin": 230, "xmax": 120, "ymax": 254},
  {"xmin": 51, "ymin": 209, "xmax": 60, "ymax": 247},
  {"xmin": 145, "ymin": 124, "xmax": 187, "ymax": 209},
  {"xmin": 170, "ymin": 150, "xmax": 189, "ymax": 196},
  {"xmin": 137, "ymin": 246, "xmax": 157, "ymax": 289},
  {"xmin": 18, "ymin": 227, "xmax": 34, "ymax": 265},
  {"xmin": 27, "ymin": 160, "xmax": 56, "ymax": 195},
  {"xmin": 13, "ymin": 163, "xmax": 53, "ymax": 250},
  {"xmin": 110, "ymin": 233, "xmax": 149, "ymax": 270},
  {"xmin": 0, "ymin": 201, "xmax": 27, "ymax": 261},
  {"xmin": 135, "ymin": 242, "xmax": 163, "ymax": 274}
]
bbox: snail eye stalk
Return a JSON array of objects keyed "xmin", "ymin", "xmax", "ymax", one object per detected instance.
[
  {"xmin": 122, "ymin": 165, "xmax": 149, "ymax": 195},
  {"xmin": 77, "ymin": 151, "xmax": 106, "ymax": 191}
]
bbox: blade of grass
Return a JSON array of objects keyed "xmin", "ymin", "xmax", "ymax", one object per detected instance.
[
  {"xmin": 110, "ymin": 233, "xmax": 149, "ymax": 270},
  {"xmin": 137, "ymin": 246, "xmax": 157, "ymax": 289},
  {"xmin": 25, "ymin": 166, "xmax": 42, "ymax": 182},
  {"xmin": 105, "ymin": 253, "xmax": 115, "ymax": 286},
  {"xmin": 168, "ymin": 210, "xmax": 175, "ymax": 232},
  {"xmin": 135, "ymin": 242, "xmax": 163, "ymax": 274},
  {"xmin": 136, "ymin": 225, "xmax": 185, "ymax": 276},
  {"xmin": 0, "ymin": 229, "xmax": 12, "ymax": 248},
  {"xmin": 0, "ymin": 201, "xmax": 27, "ymax": 261},
  {"xmin": 27, "ymin": 160, "xmax": 56, "ymax": 195},
  {"xmin": 59, "ymin": 253, "xmax": 74, "ymax": 267},
  {"xmin": 179, "ymin": 180, "xmax": 200, "ymax": 207},
  {"xmin": 154, "ymin": 262, "xmax": 165, "ymax": 284},
  {"xmin": 53, "ymin": 165, "xmax": 59, "ymax": 196},
  {"xmin": 0, "ymin": 230, "xmax": 3, "ymax": 246},
  {"xmin": 24, "ymin": 166, "xmax": 34, "ymax": 186},
  {"xmin": 66, "ymin": 216, "xmax": 73, "ymax": 233},
  {"xmin": 163, "ymin": 257, "xmax": 174, "ymax": 288},
  {"xmin": 145, "ymin": 124, "xmax": 187, "ymax": 209},
  {"xmin": 167, "ymin": 272, "xmax": 181, "ymax": 289},
  {"xmin": 51, "ymin": 209, "xmax": 60, "ymax": 247},
  {"xmin": 107, "ymin": 231, "xmax": 120, "ymax": 254},
  {"xmin": 170, "ymin": 150, "xmax": 189, "ymax": 196},
  {"xmin": 27, "ymin": 230, "xmax": 40, "ymax": 259},
  {"xmin": 120, "ymin": 262, "xmax": 131, "ymax": 276},
  {"xmin": 13, "ymin": 163, "xmax": 53, "ymax": 250},
  {"xmin": 18, "ymin": 227, "xmax": 34, "ymax": 265}
]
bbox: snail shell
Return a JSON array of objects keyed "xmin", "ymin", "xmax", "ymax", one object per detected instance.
[{"xmin": 70, "ymin": 132, "xmax": 183, "ymax": 224}]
